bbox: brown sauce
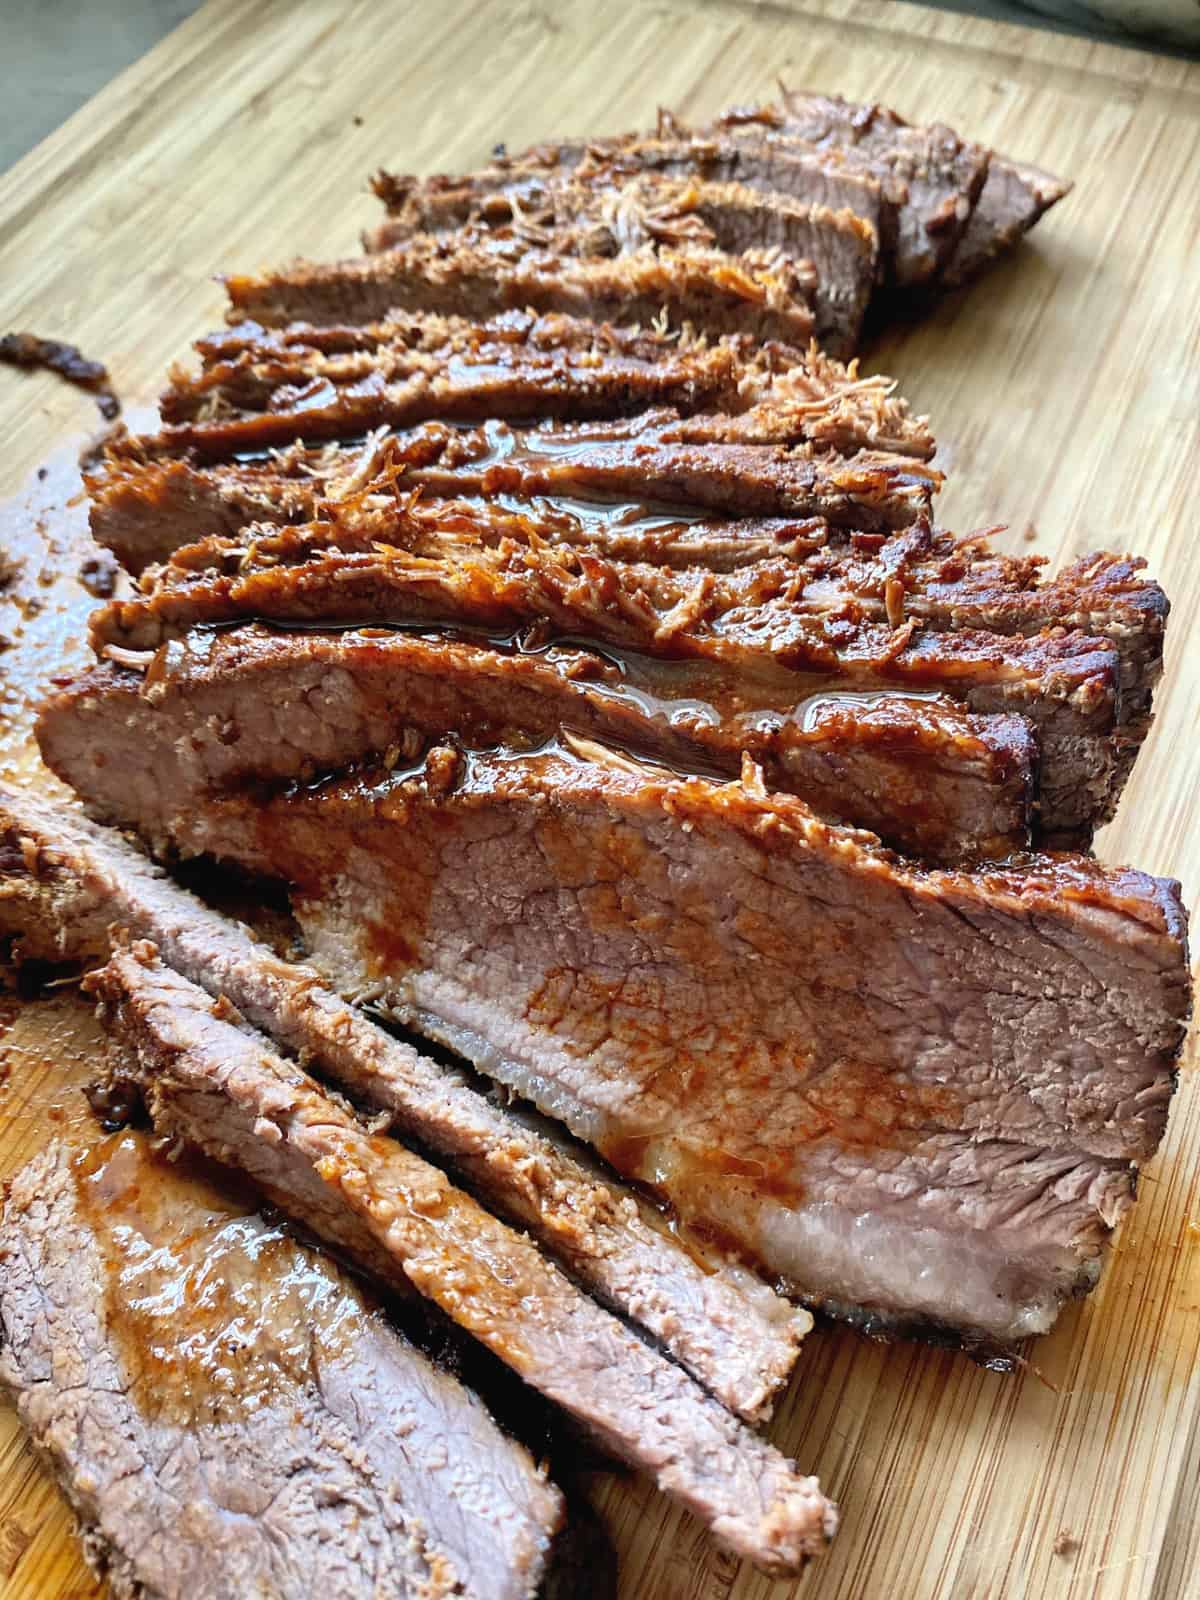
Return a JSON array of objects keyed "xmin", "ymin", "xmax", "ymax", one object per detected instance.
[
  {"xmin": 258, "ymin": 610, "xmax": 966, "ymax": 755},
  {"xmin": 269, "ymin": 634, "xmax": 965, "ymax": 819},
  {"xmin": 493, "ymin": 490, "xmax": 709, "ymax": 536},
  {"xmin": 295, "ymin": 416, "xmax": 718, "ymax": 530},
  {"xmin": 474, "ymin": 416, "xmax": 638, "ymax": 466},
  {"xmin": 0, "ymin": 993, "xmax": 121, "ymax": 1148},
  {"xmin": 791, "ymin": 686, "xmax": 953, "ymax": 733},
  {"xmin": 433, "ymin": 417, "xmax": 718, "ymax": 533},
  {"xmin": 527, "ymin": 633, "xmax": 960, "ymax": 740},
  {"xmin": 72, "ymin": 1131, "xmax": 369, "ymax": 1424}
]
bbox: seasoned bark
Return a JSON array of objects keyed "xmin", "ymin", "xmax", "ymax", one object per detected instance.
[{"xmin": 223, "ymin": 240, "xmax": 816, "ymax": 346}]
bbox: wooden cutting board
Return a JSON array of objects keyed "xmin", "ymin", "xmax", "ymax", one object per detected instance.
[{"xmin": 1, "ymin": 0, "xmax": 1198, "ymax": 1594}]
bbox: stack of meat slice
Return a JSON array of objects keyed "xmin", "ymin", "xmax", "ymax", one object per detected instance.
[
  {"xmin": 6, "ymin": 90, "xmax": 1160, "ymax": 1595},
  {"xmin": 366, "ymin": 87, "xmax": 1072, "ymax": 356},
  {"xmin": 85, "ymin": 408, "xmax": 1161, "ymax": 863},
  {"xmin": 35, "ymin": 230, "xmax": 1186, "ymax": 1366},
  {"xmin": 0, "ymin": 784, "xmax": 833, "ymax": 1578},
  {"xmin": 0, "ymin": 1130, "xmax": 571, "ymax": 1600}
]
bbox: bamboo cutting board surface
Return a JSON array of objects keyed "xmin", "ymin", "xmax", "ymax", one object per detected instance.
[{"xmin": 0, "ymin": 1, "xmax": 1198, "ymax": 1595}]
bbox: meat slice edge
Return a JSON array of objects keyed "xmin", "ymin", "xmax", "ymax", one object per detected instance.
[
  {"xmin": 941, "ymin": 157, "xmax": 1073, "ymax": 287},
  {"xmin": 222, "ymin": 242, "xmax": 816, "ymax": 348},
  {"xmin": 35, "ymin": 731, "xmax": 1188, "ymax": 1344}
]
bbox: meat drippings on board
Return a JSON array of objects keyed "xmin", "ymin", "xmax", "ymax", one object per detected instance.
[
  {"xmin": 0, "ymin": 434, "xmax": 137, "ymax": 779},
  {"xmin": 0, "ymin": 331, "xmax": 121, "ymax": 420}
]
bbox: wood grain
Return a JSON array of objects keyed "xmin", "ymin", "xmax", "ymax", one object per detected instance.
[{"xmin": 0, "ymin": 2, "xmax": 1197, "ymax": 1596}]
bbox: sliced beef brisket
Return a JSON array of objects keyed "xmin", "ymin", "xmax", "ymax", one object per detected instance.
[
  {"xmin": 940, "ymin": 156, "xmax": 1073, "ymax": 288},
  {"xmin": 83, "ymin": 517, "xmax": 1137, "ymax": 841},
  {"xmin": 87, "ymin": 942, "xmax": 837, "ymax": 1573},
  {"xmin": 88, "ymin": 421, "xmax": 493, "ymax": 574},
  {"xmin": 59, "ymin": 746, "xmax": 1189, "ymax": 1345},
  {"xmin": 785, "ymin": 532, "xmax": 1166, "ymax": 719},
  {"xmin": 367, "ymin": 94, "xmax": 1068, "ymax": 352},
  {"xmin": 362, "ymin": 172, "xmax": 878, "ymax": 356},
  {"xmin": 158, "ymin": 334, "xmax": 753, "ymax": 457},
  {"xmin": 409, "ymin": 428, "xmax": 941, "ymax": 530},
  {"xmin": 89, "ymin": 452, "xmax": 323, "ymax": 575},
  {"xmin": 0, "ymin": 784, "xmax": 805, "ymax": 1423},
  {"xmin": 715, "ymin": 89, "xmax": 990, "ymax": 287},
  {"xmin": 189, "ymin": 308, "xmax": 930, "ymax": 456},
  {"xmin": 39, "ymin": 626, "xmax": 1036, "ymax": 862},
  {"xmin": 157, "ymin": 322, "xmax": 934, "ymax": 460},
  {"xmin": 90, "ymin": 455, "xmax": 1165, "ymax": 725},
  {"xmin": 82, "ymin": 744, "xmax": 1190, "ymax": 1163},
  {"xmin": 371, "ymin": 133, "xmax": 886, "ymax": 250},
  {"xmin": 87, "ymin": 447, "xmax": 838, "ymax": 578},
  {"xmin": 95, "ymin": 429, "xmax": 940, "ymax": 559},
  {"xmin": 160, "ymin": 307, "xmax": 718, "ymax": 425},
  {"xmin": 0, "ymin": 1135, "xmax": 563, "ymax": 1600},
  {"xmin": 223, "ymin": 240, "xmax": 816, "ymax": 346}
]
